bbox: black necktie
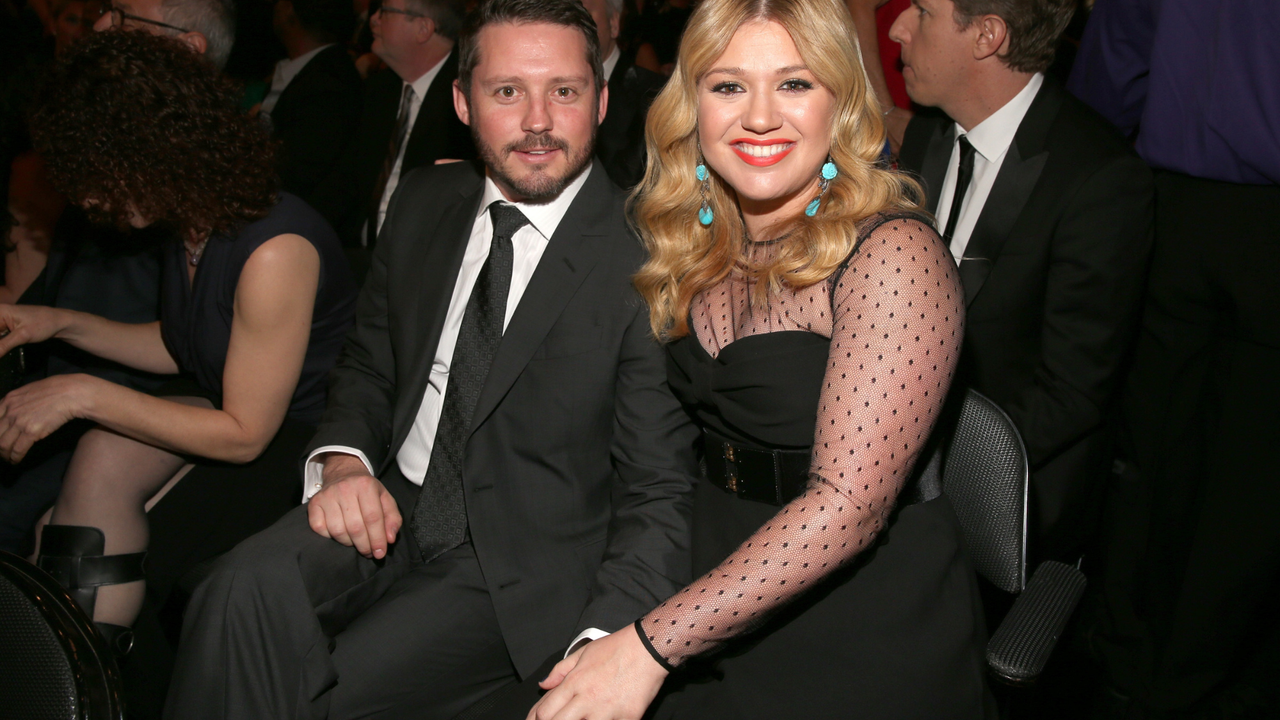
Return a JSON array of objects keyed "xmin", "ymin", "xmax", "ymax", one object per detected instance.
[
  {"xmin": 410, "ymin": 202, "xmax": 529, "ymax": 562},
  {"xmin": 367, "ymin": 83, "xmax": 415, "ymax": 248},
  {"xmin": 942, "ymin": 135, "xmax": 976, "ymax": 244}
]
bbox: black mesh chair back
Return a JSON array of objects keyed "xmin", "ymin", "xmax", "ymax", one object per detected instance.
[
  {"xmin": 0, "ymin": 550, "xmax": 124, "ymax": 720},
  {"xmin": 940, "ymin": 389, "xmax": 1029, "ymax": 594}
]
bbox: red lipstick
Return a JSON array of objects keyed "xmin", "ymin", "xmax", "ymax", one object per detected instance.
[{"xmin": 730, "ymin": 138, "xmax": 795, "ymax": 167}]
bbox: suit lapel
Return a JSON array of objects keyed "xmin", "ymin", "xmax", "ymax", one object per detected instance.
[
  {"xmin": 958, "ymin": 80, "xmax": 1062, "ymax": 306},
  {"xmin": 468, "ymin": 163, "xmax": 612, "ymax": 434},
  {"xmin": 385, "ymin": 169, "xmax": 485, "ymax": 464},
  {"xmin": 919, "ymin": 122, "xmax": 955, "ymax": 215},
  {"xmin": 404, "ymin": 52, "xmax": 461, "ymax": 169}
]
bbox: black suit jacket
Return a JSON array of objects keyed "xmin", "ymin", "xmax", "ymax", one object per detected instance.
[
  {"xmin": 312, "ymin": 55, "xmax": 476, "ymax": 247},
  {"xmin": 269, "ymin": 44, "xmax": 364, "ymax": 207},
  {"xmin": 305, "ymin": 160, "xmax": 698, "ymax": 677},
  {"xmin": 899, "ymin": 78, "xmax": 1153, "ymax": 561},
  {"xmin": 596, "ymin": 51, "xmax": 666, "ymax": 189}
]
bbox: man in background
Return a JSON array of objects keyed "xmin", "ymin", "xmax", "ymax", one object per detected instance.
[
  {"xmin": 262, "ymin": 0, "xmax": 364, "ymax": 207},
  {"xmin": 311, "ymin": 0, "xmax": 474, "ymax": 261},
  {"xmin": 891, "ymin": 0, "xmax": 1153, "ymax": 565}
]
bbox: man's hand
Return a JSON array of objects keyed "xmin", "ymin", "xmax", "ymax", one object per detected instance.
[
  {"xmin": 308, "ymin": 453, "xmax": 401, "ymax": 558},
  {"xmin": 528, "ymin": 624, "xmax": 668, "ymax": 720}
]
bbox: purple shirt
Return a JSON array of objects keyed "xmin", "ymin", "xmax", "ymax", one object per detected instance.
[{"xmin": 1068, "ymin": 0, "xmax": 1280, "ymax": 185}]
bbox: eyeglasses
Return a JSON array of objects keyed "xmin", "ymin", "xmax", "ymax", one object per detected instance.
[
  {"xmin": 98, "ymin": 2, "xmax": 194, "ymax": 33},
  {"xmin": 375, "ymin": 5, "xmax": 426, "ymax": 20}
]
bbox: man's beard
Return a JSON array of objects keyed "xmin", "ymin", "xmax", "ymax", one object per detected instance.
[{"xmin": 475, "ymin": 125, "xmax": 597, "ymax": 203}]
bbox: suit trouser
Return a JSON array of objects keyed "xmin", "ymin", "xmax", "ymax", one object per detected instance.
[
  {"xmin": 163, "ymin": 467, "xmax": 519, "ymax": 720},
  {"xmin": 1091, "ymin": 172, "xmax": 1280, "ymax": 711}
]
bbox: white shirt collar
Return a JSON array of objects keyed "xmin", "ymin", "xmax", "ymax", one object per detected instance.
[
  {"xmin": 405, "ymin": 50, "xmax": 451, "ymax": 101},
  {"xmin": 274, "ymin": 43, "xmax": 334, "ymax": 91},
  {"xmin": 476, "ymin": 164, "xmax": 594, "ymax": 240},
  {"xmin": 601, "ymin": 46, "xmax": 621, "ymax": 84},
  {"xmin": 956, "ymin": 73, "xmax": 1044, "ymax": 163}
]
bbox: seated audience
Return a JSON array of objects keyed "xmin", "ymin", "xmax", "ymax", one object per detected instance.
[
  {"xmin": 1069, "ymin": 0, "xmax": 1280, "ymax": 715},
  {"xmin": 2, "ymin": 31, "xmax": 356, "ymax": 665},
  {"xmin": 583, "ymin": 0, "xmax": 666, "ymax": 189},
  {"xmin": 91, "ymin": 0, "xmax": 236, "ymax": 69},
  {"xmin": 310, "ymin": 0, "xmax": 474, "ymax": 252},
  {"xmin": 164, "ymin": 2, "xmax": 698, "ymax": 717},
  {"xmin": 891, "ymin": 0, "xmax": 1153, "ymax": 564},
  {"xmin": 261, "ymin": 0, "xmax": 364, "ymax": 207}
]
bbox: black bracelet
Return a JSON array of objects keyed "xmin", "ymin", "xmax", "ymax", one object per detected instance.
[{"xmin": 633, "ymin": 618, "xmax": 678, "ymax": 673}]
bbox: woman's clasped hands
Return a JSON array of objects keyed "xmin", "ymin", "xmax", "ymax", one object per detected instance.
[{"xmin": 528, "ymin": 623, "xmax": 668, "ymax": 720}]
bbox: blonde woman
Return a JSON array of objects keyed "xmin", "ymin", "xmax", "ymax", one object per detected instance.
[{"xmin": 521, "ymin": 1, "xmax": 990, "ymax": 718}]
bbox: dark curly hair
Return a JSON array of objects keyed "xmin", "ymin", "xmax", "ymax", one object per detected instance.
[{"xmin": 28, "ymin": 30, "xmax": 278, "ymax": 239}]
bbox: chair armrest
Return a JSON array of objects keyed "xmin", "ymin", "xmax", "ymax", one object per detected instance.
[{"xmin": 986, "ymin": 560, "xmax": 1086, "ymax": 684}]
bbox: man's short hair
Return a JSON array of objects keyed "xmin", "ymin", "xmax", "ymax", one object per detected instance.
[
  {"xmin": 161, "ymin": 0, "xmax": 236, "ymax": 69},
  {"xmin": 951, "ymin": 0, "xmax": 1074, "ymax": 74},
  {"xmin": 603, "ymin": 0, "xmax": 623, "ymax": 17},
  {"xmin": 404, "ymin": 0, "xmax": 466, "ymax": 40},
  {"xmin": 290, "ymin": 0, "xmax": 357, "ymax": 44},
  {"xmin": 457, "ymin": 0, "xmax": 602, "ymax": 95}
]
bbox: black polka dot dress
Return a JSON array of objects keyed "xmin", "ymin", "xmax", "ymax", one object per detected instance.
[{"xmin": 644, "ymin": 214, "xmax": 992, "ymax": 719}]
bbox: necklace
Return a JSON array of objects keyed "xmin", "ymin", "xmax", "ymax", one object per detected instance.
[
  {"xmin": 184, "ymin": 236, "xmax": 209, "ymax": 266},
  {"xmin": 743, "ymin": 230, "xmax": 791, "ymax": 247}
]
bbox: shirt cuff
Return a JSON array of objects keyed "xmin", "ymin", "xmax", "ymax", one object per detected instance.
[
  {"xmin": 303, "ymin": 446, "xmax": 376, "ymax": 502},
  {"xmin": 565, "ymin": 627, "xmax": 608, "ymax": 658}
]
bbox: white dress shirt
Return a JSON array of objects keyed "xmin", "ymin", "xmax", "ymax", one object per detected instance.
[
  {"xmin": 601, "ymin": 45, "xmax": 621, "ymax": 85},
  {"xmin": 934, "ymin": 73, "xmax": 1044, "ymax": 262},
  {"xmin": 370, "ymin": 52, "xmax": 452, "ymax": 239},
  {"xmin": 260, "ymin": 43, "xmax": 334, "ymax": 116}
]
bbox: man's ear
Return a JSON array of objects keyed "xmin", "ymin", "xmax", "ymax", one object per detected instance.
[
  {"xmin": 453, "ymin": 78, "xmax": 471, "ymax": 126},
  {"xmin": 179, "ymin": 31, "xmax": 208, "ymax": 58},
  {"xmin": 597, "ymin": 83, "xmax": 609, "ymax": 126},
  {"xmin": 416, "ymin": 16, "xmax": 436, "ymax": 44},
  {"xmin": 972, "ymin": 14, "xmax": 1009, "ymax": 62},
  {"xmin": 608, "ymin": 10, "xmax": 620, "ymax": 42}
]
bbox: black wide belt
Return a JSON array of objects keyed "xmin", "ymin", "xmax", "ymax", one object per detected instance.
[
  {"xmin": 701, "ymin": 428, "xmax": 942, "ymax": 508},
  {"xmin": 701, "ymin": 429, "xmax": 811, "ymax": 506}
]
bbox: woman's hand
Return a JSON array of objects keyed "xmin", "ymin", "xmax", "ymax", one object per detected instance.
[
  {"xmin": 0, "ymin": 304, "xmax": 72, "ymax": 356},
  {"xmin": 0, "ymin": 373, "xmax": 102, "ymax": 463},
  {"xmin": 528, "ymin": 623, "xmax": 668, "ymax": 720}
]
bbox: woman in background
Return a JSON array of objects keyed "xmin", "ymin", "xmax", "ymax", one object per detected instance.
[{"xmin": 0, "ymin": 30, "xmax": 356, "ymax": 654}]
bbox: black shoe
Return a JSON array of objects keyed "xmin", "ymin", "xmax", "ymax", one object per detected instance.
[{"xmin": 37, "ymin": 524, "xmax": 146, "ymax": 659}]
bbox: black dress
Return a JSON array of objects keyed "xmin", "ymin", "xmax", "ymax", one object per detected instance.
[
  {"xmin": 642, "ymin": 214, "xmax": 991, "ymax": 719},
  {"xmin": 146, "ymin": 192, "xmax": 356, "ymax": 611}
]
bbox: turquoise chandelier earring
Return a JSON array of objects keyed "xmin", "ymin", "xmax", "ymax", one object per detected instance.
[
  {"xmin": 696, "ymin": 160, "xmax": 713, "ymax": 226},
  {"xmin": 805, "ymin": 158, "xmax": 839, "ymax": 217}
]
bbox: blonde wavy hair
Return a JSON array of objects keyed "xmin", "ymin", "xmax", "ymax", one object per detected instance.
[{"xmin": 631, "ymin": 0, "xmax": 926, "ymax": 341}]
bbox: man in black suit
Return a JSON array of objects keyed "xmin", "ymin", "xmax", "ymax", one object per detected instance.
[
  {"xmin": 263, "ymin": 0, "xmax": 363, "ymax": 207},
  {"xmin": 311, "ymin": 0, "xmax": 474, "ymax": 250},
  {"xmin": 581, "ymin": 0, "xmax": 665, "ymax": 188},
  {"xmin": 164, "ymin": 2, "xmax": 698, "ymax": 718},
  {"xmin": 890, "ymin": 0, "xmax": 1153, "ymax": 562}
]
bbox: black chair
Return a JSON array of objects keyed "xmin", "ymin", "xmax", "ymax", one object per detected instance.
[
  {"xmin": 938, "ymin": 389, "xmax": 1087, "ymax": 686},
  {"xmin": 0, "ymin": 549, "xmax": 124, "ymax": 720}
]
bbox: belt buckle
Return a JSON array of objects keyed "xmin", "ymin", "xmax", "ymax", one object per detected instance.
[{"xmin": 723, "ymin": 443, "xmax": 738, "ymax": 493}]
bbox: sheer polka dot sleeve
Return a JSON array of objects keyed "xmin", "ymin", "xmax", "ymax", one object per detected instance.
[{"xmin": 637, "ymin": 217, "xmax": 964, "ymax": 668}]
